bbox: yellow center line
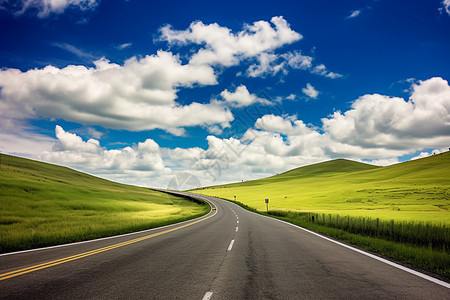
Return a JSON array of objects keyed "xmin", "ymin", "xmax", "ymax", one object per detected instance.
[{"xmin": 0, "ymin": 208, "xmax": 217, "ymax": 281}]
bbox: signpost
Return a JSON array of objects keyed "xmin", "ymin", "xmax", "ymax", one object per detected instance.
[{"xmin": 265, "ymin": 198, "xmax": 269, "ymax": 213}]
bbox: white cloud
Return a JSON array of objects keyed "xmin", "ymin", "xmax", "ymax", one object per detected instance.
[
  {"xmin": 411, "ymin": 148, "xmax": 445, "ymax": 160},
  {"xmin": 0, "ymin": 51, "xmax": 234, "ymax": 135},
  {"xmin": 159, "ymin": 16, "xmax": 302, "ymax": 67},
  {"xmin": 282, "ymin": 50, "xmax": 313, "ymax": 70},
  {"xmin": 312, "ymin": 64, "xmax": 343, "ymax": 79},
  {"xmin": 286, "ymin": 94, "xmax": 297, "ymax": 100},
  {"xmin": 411, "ymin": 151, "xmax": 431, "ymax": 160},
  {"xmin": 0, "ymin": 129, "xmax": 54, "ymax": 156},
  {"xmin": 246, "ymin": 52, "xmax": 286, "ymax": 78},
  {"xmin": 220, "ymin": 85, "xmax": 271, "ymax": 107},
  {"xmin": 33, "ymin": 77, "xmax": 450, "ymax": 187},
  {"xmin": 366, "ymin": 157, "xmax": 399, "ymax": 166},
  {"xmin": 159, "ymin": 17, "xmax": 340, "ymax": 80},
  {"xmin": 322, "ymin": 77, "xmax": 450, "ymax": 151},
  {"xmin": 255, "ymin": 114, "xmax": 313, "ymax": 136},
  {"xmin": 6, "ymin": 0, "xmax": 99, "ymax": 18},
  {"xmin": 347, "ymin": 10, "xmax": 361, "ymax": 19},
  {"xmin": 87, "ymin": 127, "xmax": 103, "ymax": 139},
  {"xmin": 302, "ymin": 83, "xmax": 319, "ymax": 99},
  {"xmin": 117, "ymin": 43, "xmax": 132, "ymax": 50},
  {"xmin": 441, "ymin": 0, "xmax": 450, "ymax": 15},
  {"xmin": 39, "ymin": 125, "xmax": 168, "ymax": 184}
]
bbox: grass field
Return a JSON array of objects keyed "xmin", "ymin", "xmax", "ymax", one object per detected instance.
[
  {"xmin": 196, "ymin": 152, "xmax": 450, "ymax": 224},
  {"xmin": 194, "ymin": 152, "xmax": 450, "ymax": 278},
  {"xmin": 0, "ymin": 154, "xmax": 209, "ymax": 253}
]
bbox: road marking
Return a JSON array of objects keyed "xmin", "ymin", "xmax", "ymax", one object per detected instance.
[
  {"xmin": 0, "ymin": 209, "xmax": 218, "ymax": 281},
  {"xmin": 202, "ymin": 291, "xmax": 213, "ymax": 300},
  {"xmin": 237, "ymin": 220, "xmax": 239, "ymax": 224},
  {"xmin": 227, "ymin": 239, "xmax": 235, "ymax": 251},
  {"xmin": 252, "ymin": 211, "xmax": 450, "ymax": 289},
  {"xmin": 236, "ymin": 227, "xmax": 239, "ymax": 232}
]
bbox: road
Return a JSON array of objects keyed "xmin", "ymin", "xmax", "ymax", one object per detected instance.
[{"xmin": 1, "ymin": 192, "xmax": 449, "ymax": 299}]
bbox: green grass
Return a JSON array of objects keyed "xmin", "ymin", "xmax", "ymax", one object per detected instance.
[
  {"xmin": 196, "ymin": 153, "xmax": 450, "ymax": 224},
  {"xmin": 0, "ymin": 154, "xmax": 209, "ymax": 253},
  {"xmin": 194, "ymin": 153, "xmax": 450, "ymax": 279}
]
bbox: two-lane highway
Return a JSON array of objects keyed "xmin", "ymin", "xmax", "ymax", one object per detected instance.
[{"xmin": 1, "ymin": 193, "xmax": 449, "ymax": 299}]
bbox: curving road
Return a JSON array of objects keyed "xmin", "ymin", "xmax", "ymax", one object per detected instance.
[{"xmin": 0, "ymin": 192, "xmax": 449, "ymax": 299}]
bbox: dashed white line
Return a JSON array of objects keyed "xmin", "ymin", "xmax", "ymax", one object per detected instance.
[
  {"xmin": 202, "ymin": 291, "xmax": 213, "ymax": 300},
  {"xmin": 236, "ymin": 227, "xmax": 239, "ymax": 232},
  {"xmin": 237, "ymin": 220, "xmax": 239, "ymax": 224},
  {"xmin": 227, "ymin": 239, "xmax": 235, "ymax": 251}
]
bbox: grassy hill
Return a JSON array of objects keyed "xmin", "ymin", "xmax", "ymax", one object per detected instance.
[
  {"xmin": 196, "ymin": 152, "xmax": 450, "ymax": 224},
  {"xmin": 0, "ymin": 154, "xmax": 208, "ymax": 253},
  {"xmin": 195, "ymin": 153, "xmax": 450, "ymax": 278}
]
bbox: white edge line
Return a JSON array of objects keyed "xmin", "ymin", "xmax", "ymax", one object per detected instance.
[
  {"xmin": 202, "ymin": 291, "xmax": 213, "ymax": 300},
  {"xmin": 1, "ymin": 199, "xmax": 214, "ymax": 257},
  {"xmin": 228, "ymin": 201, "xmax": 450, "ymax": 289},
  {"xmin": 227, "ymin": 239, "xmax": 235, "ymax": 251}
]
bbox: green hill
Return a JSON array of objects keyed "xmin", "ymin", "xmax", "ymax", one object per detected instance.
[
  {"xmin": 196, "ymin": 152, "xmax": 450, "ymax": 224},
  {"xmin": 0, "ymin": 154, "xmax": 208, "ymax": 253},
  {"xmin": 274, "ymin": 158, "xmax": 379, "ymax": 179}
]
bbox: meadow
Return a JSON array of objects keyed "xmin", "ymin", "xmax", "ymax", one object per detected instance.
[
  {"xmin": 196, "ymin": 153, "xmax": 450, "ymax": 224},
  {"xmin": 195, "ymin": 152, "xmax": 450, "ymax": 278},
  {"xmin": 0, "ymin": 154, "xmax": 209, "ymax": 253}
]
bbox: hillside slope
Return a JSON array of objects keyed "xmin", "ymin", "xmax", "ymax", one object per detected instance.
[
  {"xmin": 0, "ymin": 154, "xmax": 208, "ymax": 253},
  {"xmin": 196, "ymin": 153, "xmax": 450, "ymax": 224}
]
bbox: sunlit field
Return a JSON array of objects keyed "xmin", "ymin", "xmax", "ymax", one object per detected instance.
[
  {"xmin": 0, "ymin": 154, "xmax": 209, "ymax": 253},
  {"xmin": 196, "ymin": 152, "xmax": 450, "ymax": 224},
  {"xmin": 195, "ymin": 152, "xmax": 450, "ymax": 278}
]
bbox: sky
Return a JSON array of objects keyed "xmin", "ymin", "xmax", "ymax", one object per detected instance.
[{"xmin": 0, "ymin": 0, "xmax": 449, "ymax": 189}]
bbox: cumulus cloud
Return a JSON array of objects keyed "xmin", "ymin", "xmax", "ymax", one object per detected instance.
[
  {"xmin": 282, "ymin": 50, "xmax": 313, "ymax": 70},
  {"xmin": 302, "ymin": 83, "xmax": 319, "ymax": 99},
  {"xmin": 159, "ymin": 16, "xmax": 340, "ymax": 79},
  {"xmin": 220, "ymin": 85, "xmax": 272, "ymax": 107},
  {"xmin": 40, "ymin": 126, "xmax": 168, "ymax": 183},
  {"xmin": 192, "ymin": 77, "xmax": 450, "ymax": 183},
  {"xmin": 366, "ymin": 157, "xmax": 399, "ymax": 166},
  {"xmin": 441, "ymin": 0, "xmax": 450, "ymax": 15},
  {"xmin": 34, "ymin": 77, "xmax": 450, "ymax": 187},
  {"xmin": 246, "ymin": 52, "xmax": 286, "ymax": 78},
  {"xmin": 0, "ymin": 51, "xmax": 233, "ymax": 135},
  {"xmin": 322, "ymin": 77, "xmax": 450, "ymax": 151},
  {"xmin": 312, "ymin": 64, "xmax": 343, "ymax": 79},
  {"xmin": 3, "ymin": 0, "xmax": 99, "ymax": 18},
  {"xmin": 286, "ymin": 94, "xmax": 297, "ymax": 100},
  {"xmin": 0, "ymin": 17, "xmax": 342, "ymax": 141},
  {"xmin": 159, "ymin": 16, "xmax": 302, "ymax": 67},
  {"xmin": 246, "ymin": 50, "xmax": 316, "ymax": 78}
]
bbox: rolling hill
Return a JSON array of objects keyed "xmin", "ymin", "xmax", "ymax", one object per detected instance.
[
  {"xmin": 0, "ymin": 154, "xmax": 208, "ymax": 253},
  {"xmin": 195, "ymin": 152, "xmax": 450, "ymax": 224}
]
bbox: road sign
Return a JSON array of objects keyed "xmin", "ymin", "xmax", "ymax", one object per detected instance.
[{"xmin": 265, "ymin": 198, "xmax": 269, "ymax": 213}]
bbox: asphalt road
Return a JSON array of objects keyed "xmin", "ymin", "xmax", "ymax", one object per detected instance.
[{"xmin": 1, "ymin": 192, "xmax": 449, "ymax": 299}]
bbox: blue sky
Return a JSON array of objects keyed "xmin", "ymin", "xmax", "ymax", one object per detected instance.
[{"xmin": 1, "ymin": 0, "xmax": 449, "ymax": 189}]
